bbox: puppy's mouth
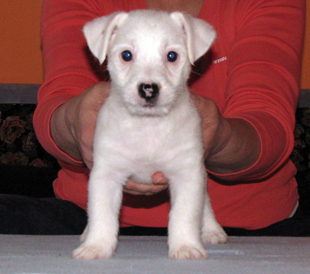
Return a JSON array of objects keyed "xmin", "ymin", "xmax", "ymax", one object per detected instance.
[
  {"xmin": 143, "ymin": 102, "xmax": 157, "ymax": 108},
  {"xmin": 126, "ymin": 101, "xmax": 170, "ymax": 117}
]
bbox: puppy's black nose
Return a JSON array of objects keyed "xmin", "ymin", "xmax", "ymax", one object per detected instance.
[{"xmin": 138, "ymin": 83, "xmax": 159, "ymax": 105}]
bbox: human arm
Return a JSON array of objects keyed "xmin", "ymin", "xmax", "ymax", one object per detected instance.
[{"xmin": 195, "ymin": 0, "xmax": 305, "ymax": 181}]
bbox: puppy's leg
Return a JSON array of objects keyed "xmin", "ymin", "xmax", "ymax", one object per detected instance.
[
  {"xmin": 79, "ymin": 223, "xmax": 88, "ymax": 242},
  {"xmin": 201, "ymin": 193, "xmax": 228, "ymax": 244},
  {"xmin": 168, "ymin": 166, "xmax": 207, "ymax": 260},
  {"xmin": 73, "ymin": 166, "xmax": 124, "ymax": 260}
]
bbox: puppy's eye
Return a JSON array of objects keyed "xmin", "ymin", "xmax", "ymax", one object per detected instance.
[
  {"xmin": 167, "ymin": 51, "xmax": 178, "ymax": 62},
  {"xmin": 122, "ymin": 50, "xmax": 133, "ymax": 61}
]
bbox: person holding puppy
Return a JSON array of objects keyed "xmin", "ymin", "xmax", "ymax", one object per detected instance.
[{"xmin": 1, "ymin": 0, "xmax": 308, "ymax": 235}]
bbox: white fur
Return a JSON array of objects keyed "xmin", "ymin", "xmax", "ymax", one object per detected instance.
[{"xmin": 73, "ymin": 10, "xmax": 227, "ymax": 260}]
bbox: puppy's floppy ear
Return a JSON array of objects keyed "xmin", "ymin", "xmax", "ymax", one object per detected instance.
[
  {"xmin": 83, "ymin": 12, "xmax": 128, "ymax": 64},
  {"xmin": 170, "ymin": 12, "xmax": 216, "ymax": 64}
]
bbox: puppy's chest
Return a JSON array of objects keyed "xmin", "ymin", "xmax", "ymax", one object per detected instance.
[
  {"xmin": 113, "ymin": 119, "xmax": 190, "ymax": 183},
  {"xmin": 112, "ymin": 118, "xmax": 179, "ymax": 157},
  {"xmin": 95, "ymin": 104, "xmax": 201, "ymax": 183},
  {"xmin": 98, "ymin": 109, "xmax": 194, "ymax": 162}
]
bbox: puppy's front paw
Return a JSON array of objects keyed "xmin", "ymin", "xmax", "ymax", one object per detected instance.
[
  {"xmin": 169, "ymin": 245, "xmax": 207, "ymax": 260},
  {"xmin": 202, "ymin": 227, "xmax": 228, "ymax": 245},
  {"xmin": 73, "ymin": 244, "xmax": 116, "ymax": 260}
]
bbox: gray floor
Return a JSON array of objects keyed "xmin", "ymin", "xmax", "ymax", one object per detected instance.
[{"xmin": 0, "ymin": 235, "xmax": 309, "ymax": 274}]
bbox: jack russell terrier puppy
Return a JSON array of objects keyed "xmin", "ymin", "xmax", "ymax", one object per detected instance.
[{"xmin": 73, "ymin": 9, "xmax": 227, "ymax": 260}]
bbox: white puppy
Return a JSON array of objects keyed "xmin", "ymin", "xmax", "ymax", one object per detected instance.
[{"xmin": 73, "ymin": 10, "xmax": 227, "ymax": 260}]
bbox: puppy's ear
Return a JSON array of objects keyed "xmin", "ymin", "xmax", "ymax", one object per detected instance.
[
  {"xmin": 170, "ymin": 12, "xmax": 216, "ymax": 64},
  {"xmin": 83, "ymin": 12, "xmax": 128, "ymax": 64}
]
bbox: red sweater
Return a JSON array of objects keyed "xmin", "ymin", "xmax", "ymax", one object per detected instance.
[{"xmin": 34, "ymin": 0, "xmax": 305, "ymax": 229}]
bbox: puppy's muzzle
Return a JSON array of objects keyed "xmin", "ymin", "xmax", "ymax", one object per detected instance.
[{"xmin": 138, "ymin": 83, "xmax": 159, "ymax": 106}]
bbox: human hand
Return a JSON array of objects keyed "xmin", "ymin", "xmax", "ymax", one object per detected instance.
[
  {"xmin": 51, "ymin": 81, "xmax": 110, "ymax": 169},
  {"xmin": 190, "ymin": 93, "xmax": 261, "ymax": 174},
  {"xmin": 190, "ymin": 93, "xmax": 224, "ymax": 158},
  {"xmin": 123, "ymin": 171, "xmax": 169, "ymax": 195}
]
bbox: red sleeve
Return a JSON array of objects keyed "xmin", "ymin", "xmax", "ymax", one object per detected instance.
[
  {"xmin": 33, "ymin": 0, "xmax": 109, "ymax": 165},
  {"xmin": 208, "ymin": 0, "xmax": 305, "ymax": 181}
]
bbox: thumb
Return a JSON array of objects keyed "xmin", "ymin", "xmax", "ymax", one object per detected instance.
[{"xmin": 152, "ymin": 172, "xmax": 169, "ymax": 185}]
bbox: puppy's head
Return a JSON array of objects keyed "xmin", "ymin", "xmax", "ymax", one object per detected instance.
[{"xmin": 84, "ymin": 10, "xmax": 216, "ymax": 116}]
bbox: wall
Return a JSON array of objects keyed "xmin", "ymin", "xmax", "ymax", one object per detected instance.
[
  {"xmin": 0, "ymin": 0, "xmax": 43, "ymax": 84},
  {"xmin": 0, "ymin": 1, "xmax": 309, "ymax": 87}
]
